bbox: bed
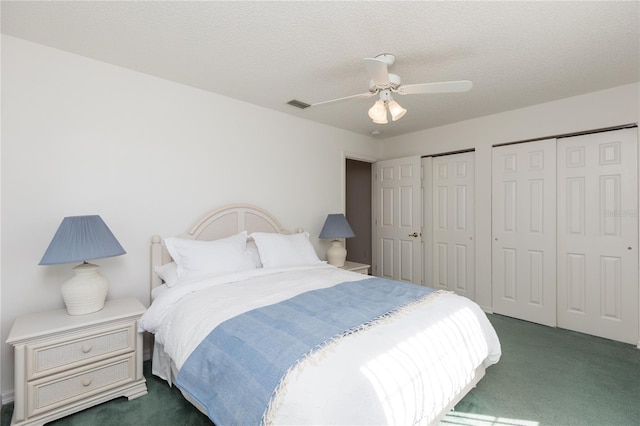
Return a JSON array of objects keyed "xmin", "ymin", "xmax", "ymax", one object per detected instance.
[{"xmin": 140, "ymin": 204, "xmax": 501, "ymax": 425}]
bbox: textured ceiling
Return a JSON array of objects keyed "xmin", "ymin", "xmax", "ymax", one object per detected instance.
[{"xmin": 2, "ymin": 1, "xmax": 639, "ymax": 139}]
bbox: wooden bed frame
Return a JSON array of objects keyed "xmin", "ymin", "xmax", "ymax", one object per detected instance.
[{"xmin": 150, "ymin": 204, "xmax": 286, "ymax": 289}]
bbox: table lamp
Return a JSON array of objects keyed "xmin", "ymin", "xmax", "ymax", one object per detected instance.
[
  {"xmin": 39, "ymin": 215, "xmax": 126, "ymax": 315},
  {"xmin": 319, "ymin": 214, "xmax": 355, "ymax": 267}
]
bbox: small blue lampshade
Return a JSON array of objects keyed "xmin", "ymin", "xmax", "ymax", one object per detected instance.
[
  {"xmin": 319, "ymin": 214, "xmax": 355, "ymax": 239},
  {"xmin": 39, "ymin": 215, "xmax": 126, "ymax": 265}
]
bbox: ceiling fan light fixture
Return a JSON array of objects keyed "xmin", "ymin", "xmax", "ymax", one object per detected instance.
[
  {"xmin": 368, "ymin": 99, "xmax": 387, "ymax": 123},
  {"xmin": 372, "ymin": 115, "xmax": 388, "ymax": 125},
  {"xmin": 388, "ymin": 100, "xmax": 407, "ymax": 121},
  {"xmin": 308, "ymin": 54, "xmax": 471, "ymax": 128}
]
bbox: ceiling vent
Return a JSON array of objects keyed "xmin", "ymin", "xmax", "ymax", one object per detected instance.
[{"xmin": 287, "ymin": 99, "xmax": 311, "ymax": 109}]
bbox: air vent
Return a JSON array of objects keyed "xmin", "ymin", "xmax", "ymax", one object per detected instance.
[{"xmin": 287, "ymin": 99, "xmax": 311, "ymax": 109}]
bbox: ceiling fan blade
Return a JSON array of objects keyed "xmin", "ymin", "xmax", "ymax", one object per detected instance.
[
  {"xmin": 363, "ymin": 57, "xmax": 390, "ymax": 87},
  {"xmin": 398, "ymin": 80, "xmax": 473, "ymax": 95},
  {"xmin": 310, "ymin": 92, "xmax": 375, "ymax": 107}
]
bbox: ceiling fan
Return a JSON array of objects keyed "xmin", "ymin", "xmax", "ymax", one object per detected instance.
[{"xmin": 309, "ymin": 53, "xmax": 472, "ymax": 124}]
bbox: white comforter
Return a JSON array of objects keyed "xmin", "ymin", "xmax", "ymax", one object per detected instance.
[{"xmin": 140, "ymin": 264, "xmax": 501, "ymax": 425}]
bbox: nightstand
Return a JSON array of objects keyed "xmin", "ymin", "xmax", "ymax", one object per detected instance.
[
  {"xmin": 6, "ymin": 297, "xmax": 148, "ymax": 426},
  {"xmin": 340, "ymin": 261, "xmax": 371, "ymax": 274}
]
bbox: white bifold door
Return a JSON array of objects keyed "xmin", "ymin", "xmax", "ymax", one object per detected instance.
[
  {"xmin": 373, "ymin": 156, "xmax": 422, "ymax": 284},
  {"xmin": 492, "ymin": 128, "xmax": 639, "ymax": 344},
  {"xmin": 430, "ymin": 152, "xmax": 476, "ymax": 299},
  {"xmin": 557, "ymin": 129, "xmax": 638, "ymax": 344},
  {"xmin": 492, "ymin": 139, "xmax": 557, "ymax": 327}
]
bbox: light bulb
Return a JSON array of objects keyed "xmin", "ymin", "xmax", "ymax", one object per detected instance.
[
  {"xmin": 388, "ymin": 100, "xmax": 407, "ymax": 121},
  {"xmin": 368, "ymin": 100, "xmax": 388, "ymax": 124}
]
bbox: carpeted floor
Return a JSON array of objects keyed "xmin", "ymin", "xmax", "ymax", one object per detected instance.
[
  {"xmin": 2, "ymin": 313, "xmax": 639, "ymax": 426},
  {"xmin": 441, "ymin": 314, "xmax": 640, "ymax": 425}
]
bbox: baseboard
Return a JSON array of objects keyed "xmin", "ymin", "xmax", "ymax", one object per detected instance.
[
  {"xmin": 481, "ymin": 305, "xmax": 494, "ymax": 314},
  {"xmin": 2, "ymin": 391, "xmax": 14, "ymax": 405}
]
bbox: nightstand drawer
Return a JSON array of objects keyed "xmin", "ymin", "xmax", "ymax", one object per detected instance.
[
  {"xmin": 26, "ymin": 321, "xmax": 136, "ymax": 380},
  {"xmin": 27, "ymin": 353, "xmax": 136, "ymax": 417}
]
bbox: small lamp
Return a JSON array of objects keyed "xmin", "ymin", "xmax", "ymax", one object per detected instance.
[
  {"xmin": 319, "ymin": 214, "xmax": 355, "ymax": 267},
  {"xmin": 39, "ymin": 215, "xmax": 126, "ymax": 315}
]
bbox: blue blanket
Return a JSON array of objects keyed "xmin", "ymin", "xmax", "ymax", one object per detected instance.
[{"xmin": 175, "ymin": 277, "xmax": 436, "ymax": 425}]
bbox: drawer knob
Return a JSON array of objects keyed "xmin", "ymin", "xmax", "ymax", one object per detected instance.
[
  {"xmin": 81, "ymin": 344, "xmax": 92, "ymax": 353},
  {"xmin": 81, "ymin": 377, "xmax": 92, "ymax": 387}
]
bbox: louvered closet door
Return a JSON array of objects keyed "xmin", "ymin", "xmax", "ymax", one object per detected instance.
[
  {"xmin": 492, "ymin": 139, "xmax": 556, "ymax": 326},
  {"xmin": 432, "ymin": 152, "xmax": 475, "ymax": 299},
  {"xmin": 557, "ymin": 128, "xmax": 639, "ymax": 344}
]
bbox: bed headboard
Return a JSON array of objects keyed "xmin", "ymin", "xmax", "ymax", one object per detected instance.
[{"xmin": 150, "ymin": 204, "xmax": 286, "ymax": 289}]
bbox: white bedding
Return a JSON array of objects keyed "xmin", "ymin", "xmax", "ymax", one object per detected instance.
[{"xmin": 140, "ymin": 264, "xmax": 501, "ymax": 425}]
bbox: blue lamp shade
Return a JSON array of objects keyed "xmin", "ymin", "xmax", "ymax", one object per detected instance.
[
  {"xmin": 39, "ymin": 215, "xmax": 126, "ymax": 265},
  {"xmin": 319, "ymin": 214, "xmax": 355, "ymax": 239},
  {"xmin": 319, "ymin": 214, "xmax": 354, "ymax": 267}
]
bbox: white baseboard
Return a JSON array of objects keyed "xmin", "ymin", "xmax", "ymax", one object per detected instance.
[
  {"xmin": 2, "ymin": 391, "xmax": 14, "ymax": 405},
  {"xmin": 481, "ymin": 305, "xmax": 494, "ymax": 314}
]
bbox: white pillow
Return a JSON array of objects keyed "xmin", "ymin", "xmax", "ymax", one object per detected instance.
[
  {"xmin": 250, "ymin": 232, "xmax": 321, "ymax": 268},
  {"xmin": 154, "ymin": 261, "xmax": 179, "ymax": 287},
  {"xmin": 163, "ymin": 231, "xmax": 253, "ymax": 282}
]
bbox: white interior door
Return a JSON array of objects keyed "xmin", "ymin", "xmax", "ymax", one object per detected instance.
[
  {"xmin": 373, "ymin": 156, "xmax": 422, "ymax": 284},
  {"xmin": 431, "ymin": 152, "xmax": 475, "ymax": 299},
  {"xmin": 557, "ymin": 128, "xmax": 639, "ymax": 344},
  {"xmin": 492, "ymin": 139, "xmax": 557, "ymax": 326}
]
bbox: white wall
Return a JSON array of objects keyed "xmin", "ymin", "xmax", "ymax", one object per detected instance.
[
  {"xmin": 380, "ymin": 83, "xmax": 640, "ymax": 312},
  {"xmin": 0, "ymin": 35, "xmax": 380, "ymax": 399}
]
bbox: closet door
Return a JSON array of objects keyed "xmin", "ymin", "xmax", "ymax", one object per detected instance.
[
  {"xmin": 557, "ymin": 128, "xmax": 639, "ymax": 344},
  {"xmin": 432, "ymin": 152, "xmax": 475, "ymax": 299},
  {"xmin": 422, "ymin": 157, "xmax": 434, "ymax": 287},
  {"xmin": 492, "ymin": 139, "xmax": 556, "ymax": 326}
]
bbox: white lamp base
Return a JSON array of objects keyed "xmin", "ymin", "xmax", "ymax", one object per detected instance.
[
  {"xmin": 326, "ymin": 240, "xmax": 347, "ymax": 267},
  {"xmin": 61, "ymin": 262, "xmax": 108, "ymax": 315}
]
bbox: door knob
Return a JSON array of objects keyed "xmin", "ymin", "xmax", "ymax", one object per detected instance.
[{"xmin": 409, "ymin": 232, "xmax": 420, "ymax": 237}]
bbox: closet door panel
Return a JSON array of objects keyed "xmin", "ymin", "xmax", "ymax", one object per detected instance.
[
  {"xmin": 432, "ymin": 152, "xmax": 475, "ymax": 299},
  {"xmin": 492, "ymin": 139, "xmax": 556, "ymax": 326},
  {"xmin": 557, "ymin": 128, "xmax": 638, "ymax": 344}
]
